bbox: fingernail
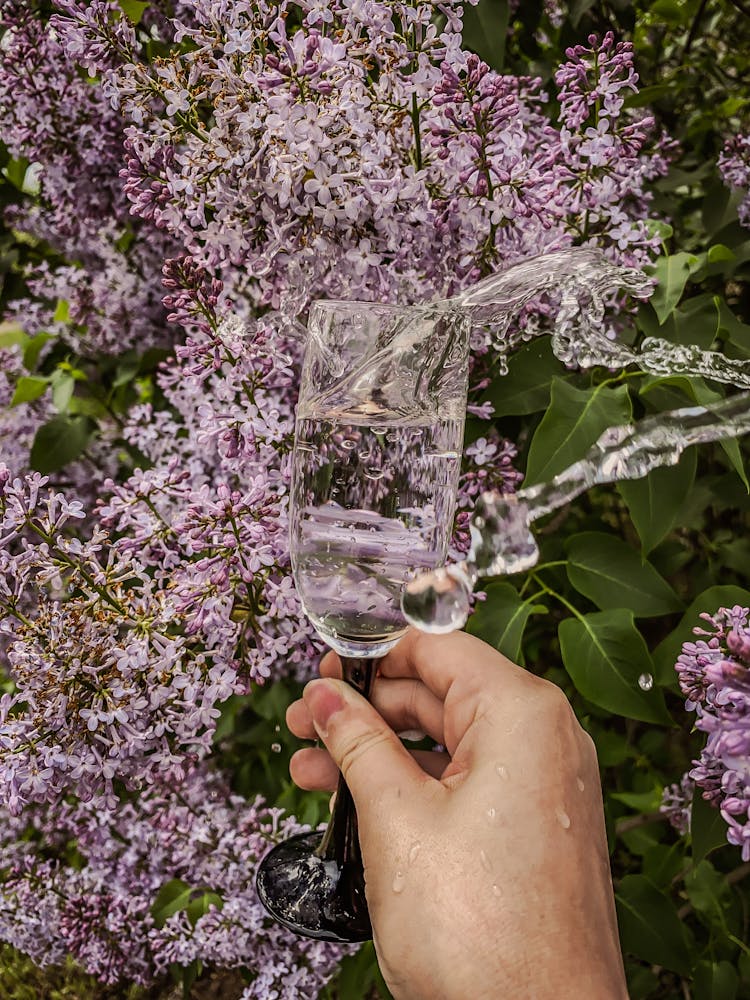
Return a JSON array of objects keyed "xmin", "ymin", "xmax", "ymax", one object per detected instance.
[{"xmin": 303, "ymin": 679, "xmax": 346, "ymax": 738}]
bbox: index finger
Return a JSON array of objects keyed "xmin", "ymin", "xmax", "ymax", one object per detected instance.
[{"xmin": 378, "ymin": 628, "xmax": 527, "ymax": 701}]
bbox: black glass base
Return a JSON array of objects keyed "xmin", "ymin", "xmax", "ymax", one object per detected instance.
[{"xmin": 255, "ymin": 830, "xmax": 372, "ymax": 943}]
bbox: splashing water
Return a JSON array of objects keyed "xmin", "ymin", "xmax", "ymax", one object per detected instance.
[{"xmin": 397, "ymin": 246, "xmax": 750, "ymax": 633}]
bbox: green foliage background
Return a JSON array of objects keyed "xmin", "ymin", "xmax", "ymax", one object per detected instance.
[{"xmin": 3, "ymin": 0, "xmax": 750, "ymax": 998}]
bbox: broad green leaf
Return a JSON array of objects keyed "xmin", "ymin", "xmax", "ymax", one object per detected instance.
[
  {"xmin": 691, "ymin": 786, "xmax": 730, "ymax": 862},
  {"xmin": 569, "ymin": 0, "xmax": 597, "ymax": 25},
  {"xmin": 649, "ymin": 251, "xmax": 701, "ymax": 324},
  {"xmin": 610, "ymin": 787, "xmax": 663, "ymax": 811},
  {"xmin": 565, "ymin": 532, "xmax": 682, "ymax": 617},
  {"xmin": 151, "ymin": 879, "xmax": 192, "ymax": 929},
  {"xmin": 29, "ymin": 415, "xmax": 95, "ymax": 474},
  {"xmin": 525, "ymin": 380, "xmax": 631, "ymax": 487},
  {"xmin": 618, "ymin": 447, "xmax": 697, "ymax": 553},
  {"xmin": 466, "ymin": 581, "xmax": 546, "ymax": 661},
  {"xmin": 53, "ymin": 299, "xmax": 70, "ymax": 323},
  {"xmin": 616, "ymin": 875, "xmax": 695, "ymax": 975},
  {"xmin": 673, "ymin": 292, "xmax": 720, "ymax": 347},
  {"xmin": 461, "ymin": 0, "xmax": 509, "ymax": 70},
  {"xmin": 558, "ymin": 609, "xmax": 672, "ymax": 725},
  {"xmin": 51, "ymin": 372, "xmax": 75, "ymax": 413},
  {"xmin": 650, "ymin": 0, "xmax": 690, "ymax": 24},
  {"xmin": 118, "ymin": 0, "xmax": 149, "ymax": 23},
  {"xmin": 625, "ymin": 965, "xmax": 660, "ymax": 1000},
  {"xmin": 716, "ymin": 297, "xmax": 750, "ymax": 356},
  {"xmin": 693, "ymin": 961, "xmax": 739, "ymax": 1000},
  {"xmin": 185, "ymin": 891, "xmax": 223, "ymax": 928},
  {"xmin": 685, "ymin": 860, "xmax": 738, "ymax": 934},
  {"xmin": 2, "ymin": 156, "xmax": 28, "ymax": 190},
  {"xmin": 11, "ymin": 376, "xmax": 48, "ymax": 406},
  {"xmin": 23, "ymin": 332, "xmax": 52, "ymax": 371},
  {"xmin": 652, "ymin": 585, "xmax": 750, "ymax": 686},
  {"xmin": 0, "ymin": 323, "xmax": 27, "ymax": 350},
  {"xmin": 642, "ymin": 843, "xmax": 685, "ymax": 888},
  {"xmin": 485, "ymin": 337, "xmax": 562, "ymax": 417}
]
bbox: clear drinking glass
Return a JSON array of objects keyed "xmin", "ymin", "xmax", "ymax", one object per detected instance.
[{"xmin": 255, "ymin": 298, "xmax": 471, "ymax": 942}]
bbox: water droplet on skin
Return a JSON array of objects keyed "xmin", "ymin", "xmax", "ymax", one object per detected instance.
[
  {"xmin": 491, "ymin": 883, "xmax": 502, "ymax": 897},
  {"xmin": 270, "ymin": 742, "xmax": 282, "ymax": 754},
  {"xmin": 486, "ymin": 806, "xmax": 498, "ymax": 824},
  {"xmin": 495, "ymin": 763, "xmax": 509, "ymax": 781},
  {"xmin": 576, "ymin": 777, "xmax": 585, "ymax": 792},
  {"xmin": 479, "ymin": 849, "xmax": 492, "ymax": 873},
  {"xmin": 392, "ymin": 870, "xmax": 406, "ymax": 893},
  {"xmin": 556, "ymin": 808, "xmax": 571, "ymax": 829},
  {"xmin": 638, "ymin": 672, "xmax": 654, "ymax": 691},
  {"xmin": 408, "ymin": 842, "xmax": 421, "ymax": 865}
]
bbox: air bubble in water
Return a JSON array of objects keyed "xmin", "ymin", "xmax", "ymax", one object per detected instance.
[
  {"xmin": 401, "ymin": 566, "xmax": 472, "ymax": 633},
  {"xmin": 364, "ymin": 467, "xmax": 385, "ymax": 480},
  {"xmin": 638, "ymin": 673, "xmax": 654, "ymax": 691}
]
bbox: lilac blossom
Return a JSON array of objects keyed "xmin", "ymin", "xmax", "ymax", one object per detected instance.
[
  {"xmin": 665, "ymin": 605, "xmax": 750, "ymax": 859},
  {"xmin": 719, "ymin": 134, "xmax": 750, "ymax": 229}
]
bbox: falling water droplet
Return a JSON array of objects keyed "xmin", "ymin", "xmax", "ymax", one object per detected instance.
[
  {"xmin": 401, "ymin": 566, "xmax": 473, "ymax": 633},
  {"xmin": 638, "ymin": 672, "xmax": 654, "ymax": 691},
  {"xmin": 270, "ymin": 742, "xmax": 282, "ymax": 754},
  {"xmin": 479, "ymin": 849, "xmax": 492, "ymax": 873},
  {"xmin": 496, "ymin": 763, "xmax": 509, "ymax": 781},
  {"xmin": 392, "ymin": 870, "xmax": 406, "ymax": 894},
  {"xmin": 576, "ymin": 777, "xmax": 585, "ymax": 793},
  {"xmin": 408, "ymin": 842, "xmax": 421, "ymax": 865},
  {"xmin": 274, "ymin": 724, "xmax": 281, "ymax": 733},
  {"xmin": 556, "ymin": 808, "xmax": 571, "ymax": 829}
]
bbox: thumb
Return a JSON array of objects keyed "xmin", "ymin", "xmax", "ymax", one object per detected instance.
[{"xmin": 303, "ymin": 678, "xmax": 428, "ymax": 811}]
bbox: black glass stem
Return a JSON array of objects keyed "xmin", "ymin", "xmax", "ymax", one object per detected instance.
[{"xmin": 255, "ymin": 655, "xmax": 376, "ymax": 943}]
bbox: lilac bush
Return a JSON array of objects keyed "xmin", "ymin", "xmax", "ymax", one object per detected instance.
[
  {"xmin": 0, "ymin": 0, "xmax": 680, "ymax": 991},
  {"xmin": 665, "ymin": 605, "xmax": 750, "ymax": 860}
]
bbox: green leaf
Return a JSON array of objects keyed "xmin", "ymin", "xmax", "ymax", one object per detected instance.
[
  {"xmin": 462, "ymin": 0, "xmax": 509, "ymax": 70},
  {"xmin": 693, "ymin": 961, "xmax": 739, "ymax": 1000},
  {"xmin": 642, "ymin": 843, "xmax": 685, "ymax": 888},
  {"xmin": 525, "ymin": 380, "xmax": 631, "ymax": 487},
  {"xmin": 685, "ymin": 860, "xmax": 737, "ymax": 933},
  {"xmin": 51, "ymin": 372, "xmax": 75, "ymax": 413},
  {"xmin": 465, "ymin": 581, "xmax": 546, "ymax": 661},
  {"xmin": 118, "ymin": 0, "xmax": 149, "ymax": 23},
  {"xmin": 484, "ymin": 337, "xmax": 562, "ymax": 417},
  {"xmin": 558, "ymin": 609, "xmax": 672, "ymax": 725},
  {"xmin": 29, "ymin": 416, "xmax": 94, "ymax": 474},
  {"xmin": 11, "ymin": 376, "xmax": 48, "ymax": 406},
  {"xmin": 53, "ymin": 299, "xmax": 70, "ymax": 324},
  {"xmin": 649, "ymin": 251, "xmax": 702, "ymax": 324},
  {"xmin": 565, "ymin": 532, "xmax": 683, "ymax": 617},
  {"xmin": 2, "ymin": 156, "xmax": 28, "ymax": 191},
  {"xmin": 691, "ymin": 786, "xmax": 729, "ymax": 863},
  {"xmin": 610, "ymin": 786, "xmax": 663, "ymax": 811},
  {"xmin": 618, "ymin": 447, "xmax": 697, "ymax": 553},
  {"xmin": 653, "ymin": 585, "xmax": 750, "ymax": 686},
  {"xmin": 616, "ymin": 874, "xmax": 695, "ymax": 975},
  {"xmin": 22, "ymin": 332, "xmax": 52, "ymax": 371},
  {"xmin": 0, "ymin": 323, "xmax": 28, "ymax": 350},
  {"xmin": 151, "ymin": 879, "xmax": 192, "ymax": 929},
  {"xmin": 185, "ymin": 891, "xmax": 223, "ymax": 928}
]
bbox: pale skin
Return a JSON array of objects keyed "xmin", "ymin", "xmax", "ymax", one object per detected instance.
[{"xmin": 287, "ymin": 629, "xmax": 628, "ymax": 1000}]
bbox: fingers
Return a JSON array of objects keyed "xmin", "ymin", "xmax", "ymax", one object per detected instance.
[
  {"xmin": 291, "ymin": 745, "xmax": 450, "ymax": 790},
  {"xmin": 301, "ymin": 678, "xmax": 433, "ymax": 808},
  {"xmin": 378, "ymin": 629, "xmax": 525, "ymax": 700},
  {"xmin": 287, "ymin": 676, "xmax": 446, "ymax": 744}
]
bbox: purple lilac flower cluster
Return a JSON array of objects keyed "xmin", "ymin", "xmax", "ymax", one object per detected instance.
[
  {"xmin": 719, "ymin": 134, "xmax": 750, "ymax": 229},
  {"xmin": 0, "ymin": 0, "xmax": 671, "ymax": 988},
  {"xmin": 0, "ymin": 763, "xmax": 342, "ymax": 994},
  {"xmin": 664, "ymin": 605, "xmax": 750, "ymax": 859}
]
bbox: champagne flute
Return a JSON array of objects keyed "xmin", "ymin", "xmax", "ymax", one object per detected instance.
[{"xmin": 256, "ymin": 299, "xmax": 470, "ymax": 943}]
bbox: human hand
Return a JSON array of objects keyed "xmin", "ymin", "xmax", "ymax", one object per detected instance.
[{"xmin": 286, "ymin": 630, "xmax": 628, "ymax": 1000}]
